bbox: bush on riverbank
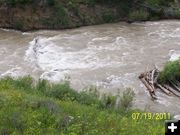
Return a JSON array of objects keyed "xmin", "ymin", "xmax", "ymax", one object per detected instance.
[
  {"xmin": 175, "ymin": 9, "xmax": 180, "ymax": 19},
  {"xmin": 128, "ymin": 10, "xmax": 150, "ymax": 21},
  {"xmin": 0, "ymin": 76, "xmax": 165, "ymax": 135},
  {"xmin": 159, "ymin": 59, "xmax": 180, "ymax": 84}
]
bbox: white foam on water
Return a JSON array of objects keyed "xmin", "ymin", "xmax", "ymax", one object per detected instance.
[
  {"xmin": 96, "ymin": 73, "xmax": 135, "ymax": 89},
  {"xmin": 168, "ymin": 50, "xmax": 180, "ymax": 61},
  {"xmin": 40, "ymin": 70, "xmax": 70, "ymax": 82},
  {"xmin": 25, "ymin": 35, "xmax": 127, "ymax": 81},
  {"xmin": 174, "ymin": 115, "xmax": 180, "ymax": 120},
  {"xmin": 148, "ymin": 28, "xmax": 180, "ymax": 39},
  {"xmin": 156, "ymin": 96, "xmax": 171, "ymax": 107},
  {"xmin": 87, "ymin": 36, "xmax": 129, "ymax": 51},
  {"xmin": 170, "ymin": 28, "xmax": 180, "ymax": 38},
  {"xmin": 148, "ymin": 30, "xmax": 170, "ymax": 39},
  {"xmin": 22, "ymin": 32, "xmax": 31, "ymax": 35},
  {"xmin": 0, "ymin": 66, "xmax": 27, "ymax": 78},
  {"xmin": 115, "ymin": 36, "xmax": 127, "ymax": 45},
  {"xmin": 0, "ymin": 28, "xmax": 21, "ymax": 33},
  {"xmin": 0, "ymin": 47, "xmax": 7, "ymax": 55},
  {"xmin": 0, "ymin": 28, "xmax": 11, "ymax": 32},
  {"xmin": 92, "ymin": 36, "xmax": 110, "ymax": 41}
]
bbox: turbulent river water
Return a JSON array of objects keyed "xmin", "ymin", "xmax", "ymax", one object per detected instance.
[{"xmin": 0, "ymin": 20, "xmax": 180, "ymax": 115}]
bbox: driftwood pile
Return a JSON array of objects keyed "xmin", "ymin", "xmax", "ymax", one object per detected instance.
[{"xmin": 139, "ymin": 68, "xmax": 180, "ymax": 99}]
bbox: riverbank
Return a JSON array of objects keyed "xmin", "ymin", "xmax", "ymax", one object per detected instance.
[
  {"xmin": 0, "ymin": 76, "xmax": 165, "ymax": 134},
  {"xmin": 0, "ymin": 0, "xmax": 179, "ymax": 31}
]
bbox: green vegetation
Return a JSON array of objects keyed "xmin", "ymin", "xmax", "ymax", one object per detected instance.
[
  {"xmin": 175, "ymin": 9, "xmax": 180, "ymax": 19},
  {"xmin": 102, "ymin": 11, "xmax": 116, "ymax": 23},
  {"xmin": 14, "ymin": 20, "xmax": 24, "ymax": 30},
  {"xmin": 129, "ymin": 10, "xmax": 150, "ymax": 21},
  {"xmin": 0, "ymin": 76, "xmax": 165, "ymax": 135},
  {"xmin": 0, "ymin": 0, "xmax": 179, "ymax": 30},
  {"xmin": 159, "ymin": 59, "xmax": 180, "ymax": 84},
  {"xmin": 146, "ymin": 0, "xmax": 174, "ymax": 6},
  {"xmin": 146, "ymin": 0, "xmax": 165, "ymax": 6},
  {"xmin": 0, "ymin": 0, "xmax": 32, "ymax": 6},
  {"xmin": 50, "ymin": 2, "xmax": 70, "ymax": 27}
]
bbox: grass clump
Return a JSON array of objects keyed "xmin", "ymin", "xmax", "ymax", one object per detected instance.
[
  {"xmin": 0, "ymin": 76, "xmax": 166, "ymax": 135},
  {"xmin": 159, "ymin": 59, "xmax": 180, "ymax": 84},
  {"xmin": 119, "ymin": 88, "xmax": 135, "ymax": 110}
]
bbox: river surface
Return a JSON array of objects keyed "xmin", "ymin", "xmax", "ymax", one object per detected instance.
[{"xmin": 0, "ymin": 20, "xmax": 180, "ymax": 115}]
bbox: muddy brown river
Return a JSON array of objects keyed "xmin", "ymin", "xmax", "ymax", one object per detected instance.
[{"xmin": 0, "ymin": 20, "xmax": 180, "ymax": 116}]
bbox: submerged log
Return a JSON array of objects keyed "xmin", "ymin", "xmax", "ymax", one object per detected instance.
[
  {"xmin": 156, "ymin": 84, "xmax": 172, "ymax": 96},
  {"xmin": 170, "ymin": 80, "xmax": 180, "ymax": 92},
  {"xmin": 164, "ymin": 85, "xmax": 180, "ymax": 97}
]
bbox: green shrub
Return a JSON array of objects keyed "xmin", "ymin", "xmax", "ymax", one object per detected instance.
[
  {"xmin": 0, "ymin": 76, "xmax": 33, "ymax": 91},
  {"xmin": 54, "ymin": 3, "xmax": 69, "ymax": 26},
  {"xmin": 102, "ymin": 12, "xmax": 116, "ymax": 23},
  {"xmin": 175, "ymin": 9, "xmax": 180, "ymax": 19},
  {"xmin": 129, "ymin": 10, "xmax": 149, "ymax": 21},
  {"xmin": 36, "ymin": 79, "xmax": 51, "ymax": 93},
  {"xmin": 46, "ymin": 0, "xmax": 55, "ymax": 6},
  {"xmin": 48, "ymin": 82, "xmax": 78, "ymax": 101},
  {"xmin": 146, "ymin": 0, "xmax": 163, "ymax": 6},
  {"xmin": 12, "ymin": 76, "xmax": 33, "ymax": 90},
  {"xmin": 146, "ymin": 0, "xmax": 174, "ymax": 6},
  {"xmin": 77, "ymin": 87, "xmax": 101, "ymax": 106},
  {"xmin": 100, "ymin": 94, "xmax": 117, "ymax": 109},
  {"xmin": 1, "ymin": 110, "xmax": 25, "ymax": 134},
  {"xmin": 48, "ymin": 83, "xmax": 102, "ymax": 107},
  {"xmin": 14, "ymin": 20, "xmax": 24, "ymax": 30},
  {"xmin": 159, "ymin": 59, "xmax": 180, "ymax": 84}
]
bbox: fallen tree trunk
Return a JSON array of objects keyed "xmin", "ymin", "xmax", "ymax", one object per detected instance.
[{"xmin": 139, "ymin": 73, "xmax": 156, "ymax": 99}]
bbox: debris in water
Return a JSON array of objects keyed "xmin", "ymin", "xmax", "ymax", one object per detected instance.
[{"xmin": 139, "ymin": 68, "xmax": 180, "ymax": 99}]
